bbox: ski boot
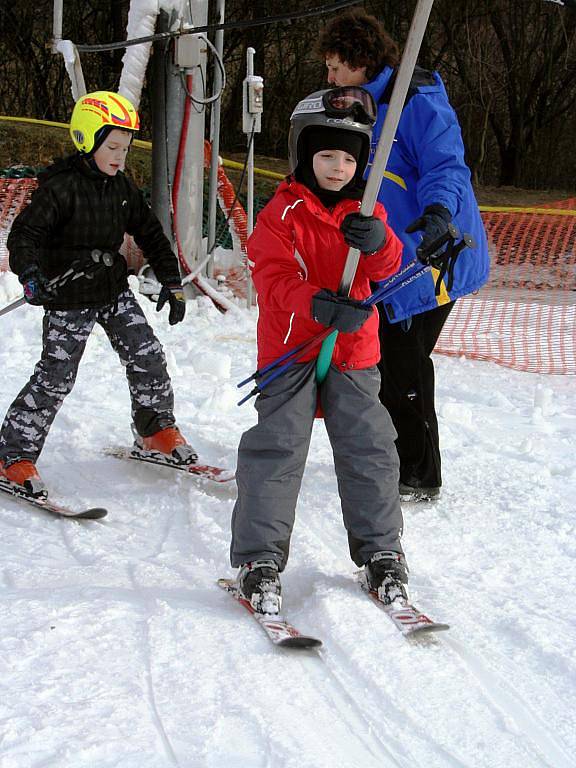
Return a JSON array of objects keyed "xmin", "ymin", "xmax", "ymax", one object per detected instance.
[
  {"xmin": 134, "ymin": 426, "xmax": 198, "ymax": 466},
  {"xmin": 365, "ymin": 551, "xmax": 409, "ymax": 606},
  {"xmin": 0, "ymin": 460, "xmax": 48, "ymax": 499},
  {"xmin": 399, "ymin": 482, "xmax": 440, "ymax": 502},
  {"xmin": 238, "ymin": 560, "xmax": 282, "ymax": 615}
]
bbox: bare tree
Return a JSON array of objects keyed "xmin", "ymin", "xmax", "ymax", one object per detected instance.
[
  {"xmin": 2, "ymin": 0, "xmax": 576, "ymax": 189},
  {"xmin": 433, "ymin": 0, "xmax": 576, "ymax": 186}
]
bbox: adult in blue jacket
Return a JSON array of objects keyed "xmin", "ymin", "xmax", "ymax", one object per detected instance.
[{"xmin": 318, "ymin": 9, "xmax": 490, "ymax": 501}]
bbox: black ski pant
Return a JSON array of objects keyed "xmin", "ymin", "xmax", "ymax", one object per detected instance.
[
  {"xmin": 0, "ymin": 289, "xmax": 175, "ymax": 467},
  {"xmin": 377, "ymin": 301, "xmax": 454, "ymax": 489},
  {"xmin": 230, "ymin": 361, "xmax": 404, "ymax": 571}
]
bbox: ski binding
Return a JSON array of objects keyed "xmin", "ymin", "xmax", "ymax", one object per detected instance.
[
  {"xmin": 0, "ymin": 477, "xmax": 107, "ymax": 519},
  {"xmin": 218, "ymin": 578, "xmax": 322, "ymax": 649},
  {"xmin": 358, "ymin": 573, "xmax": 449, "ymax": 637},
  {"xmin": 105, "ymin": 446, "xmax": 235, "ymax": 483}
]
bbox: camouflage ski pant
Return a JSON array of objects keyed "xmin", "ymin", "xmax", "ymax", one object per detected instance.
[{"xmin": 0, "ymin": 288, "xmax": 175, "ymax": 467}]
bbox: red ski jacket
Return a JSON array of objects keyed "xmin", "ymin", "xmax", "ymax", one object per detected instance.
[{"xmin": 248, "ymin": 178, "xmax": 402, "ymax": 370}]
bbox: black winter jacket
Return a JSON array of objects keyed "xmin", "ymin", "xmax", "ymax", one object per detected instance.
[{"xmin": 7, "ymin": 154, "xmax": 181, "ymax": 309}]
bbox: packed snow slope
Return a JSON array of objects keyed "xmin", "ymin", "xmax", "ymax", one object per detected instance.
[{"xmin": 0, "ymin": 272, "xmax": 574, "ymax": 768}]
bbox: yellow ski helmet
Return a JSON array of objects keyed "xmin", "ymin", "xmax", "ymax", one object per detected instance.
[{"xmin": 69, "ymin": 91, "xmax": 140, "ymax": 154}]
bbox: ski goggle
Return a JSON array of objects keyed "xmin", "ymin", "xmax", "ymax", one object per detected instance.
[{"xmin": 323, "ymin": 87, "xmax": 377, "ymax": 126}]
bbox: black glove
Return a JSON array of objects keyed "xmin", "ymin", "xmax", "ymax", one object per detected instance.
[
  {"xmin": 156, "ymin": 283, "xmax": 186, "ymax": 325},
  {"xmin": 341, "ymin": 213, "xmax": 387, "ymax": 254},
  {"xmin": 19, "ymin": 265, "xmax": 53, "ymax": 306},
  {"xmin": 312, "ymin": 289, "xmax": 372, "ymax": 334},
  {"xmin": 405, "ymin": 204, "xmax": 452, "ymax": 264}
]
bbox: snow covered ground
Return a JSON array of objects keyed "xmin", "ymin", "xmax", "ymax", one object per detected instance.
[{"xmin": 0, "ymin": 271, "xmax": 574, "ymax": 768}]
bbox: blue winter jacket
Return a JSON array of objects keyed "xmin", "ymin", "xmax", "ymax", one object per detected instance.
[{"xmin": 363, "ymin": 66, "xmax": 490, "ymax": 322}]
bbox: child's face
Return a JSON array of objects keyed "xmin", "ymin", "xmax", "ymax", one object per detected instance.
[
  {"xmin": 312, "ymin": 149, "xmax": 357, "ymax": 191},
  {"xmin": 93, "ymin": 129, "xmax": 132, "ymax": 176}
]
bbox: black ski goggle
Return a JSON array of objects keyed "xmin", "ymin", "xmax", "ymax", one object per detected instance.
[{"xmin": 323, "ymin": 87, "xmax": 377, "ymax": 126}]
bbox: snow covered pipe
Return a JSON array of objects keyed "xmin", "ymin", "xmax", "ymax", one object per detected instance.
[{"xmin": 118, "ymin": 0, "xmax": 159, "ymax": 108}]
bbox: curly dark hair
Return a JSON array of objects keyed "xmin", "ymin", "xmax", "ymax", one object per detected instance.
[{"xmin": 316, "ymin": 9, "xmax": 400, "ymax": 79}]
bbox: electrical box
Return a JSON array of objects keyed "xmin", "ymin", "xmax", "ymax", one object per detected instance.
[
  {"xmin": 175, "ymin": 32, "xmax": 201, "ymax": 69},
  {"xmin": 243, "ymin": 75, "xmax": 264, "ymax": 133},
  {"xmin": 248, "ymin": 78, "xmax": 264, "ymax": 113}
]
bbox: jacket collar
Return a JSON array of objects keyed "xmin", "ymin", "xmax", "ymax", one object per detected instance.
[
  {"xmin": 362, "ymin": 66, "xmax": 395, "ymax": 103},
  {"xmin": 39, "ymin": 153, "xmax": 116, "ymax": 185},
  {"xmin": 279, "ymin": 177, "xmax": 362, "ymax": 225},
  {"xmin": 73, "ymin": 154, "xmax": 116, "ymax": 183}
]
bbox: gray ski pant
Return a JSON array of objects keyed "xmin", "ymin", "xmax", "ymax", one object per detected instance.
[
  {"xmin": 230, "ymin": 361, "xmax": 404, "ymax": 570},
  {"xmin": 0, "ymin": 289, "xmax": 175, "ymax": 466}
]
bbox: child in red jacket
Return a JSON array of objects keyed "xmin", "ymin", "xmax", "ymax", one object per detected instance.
[{"xmin": 231, "ymin": 87, "xmax": 410, "ymax": 615}]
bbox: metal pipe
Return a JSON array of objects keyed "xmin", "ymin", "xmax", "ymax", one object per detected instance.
[
  {"xmin": 246, "ymin": 47, "xmax": 255, "ymax": 307},
  {"xmin": 316, "ymin": 0, "xmax": 436, "ymax": 382},
  {"xmin": 338, "ymin": 0, "xmax": 436, "ymax": 294},
  {"xmin": 52, "ymin": 0, "xmax": 63, "ymax": 53},
  {"xmin": 206, "ymin": 0, "xmax": 226, "ymax": 278}
]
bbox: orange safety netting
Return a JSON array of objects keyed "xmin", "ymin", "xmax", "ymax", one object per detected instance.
[
  {"xmin": 436, "ymin": 206, "xmax": 576, "ymax": 374},
  {"xmin": 1, "ymin": 177, "xmax": 574, "ymax": 374}
]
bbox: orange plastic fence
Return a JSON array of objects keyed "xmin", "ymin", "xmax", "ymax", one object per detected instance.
[
  {"xmin": 1, "ymin": 177, "xmax": 574, "ymax": 374},
  {"xmin": 436, "ymin": 205, "xmax": 576, "ymax": 374}
]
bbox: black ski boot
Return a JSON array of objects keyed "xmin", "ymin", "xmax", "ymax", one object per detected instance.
[
  {"xmin": 238, "ymin": 560, "xmax": 282, "ymax": 615},
  {"xmin": 365, "ymin": 551, "xmax": 409, "ymax": 605}
]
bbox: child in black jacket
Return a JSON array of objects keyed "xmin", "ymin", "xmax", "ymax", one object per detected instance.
[{"xmin": 0, "ymin": 91, "xmax": 194, "ymax": 497}]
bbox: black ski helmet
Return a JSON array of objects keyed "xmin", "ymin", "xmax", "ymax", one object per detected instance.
[{"xmin": 288, "ymin": 87, "xmax": 376, "ymax": 184}]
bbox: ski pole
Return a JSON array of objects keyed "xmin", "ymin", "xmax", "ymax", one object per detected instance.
[
  {"xmin": 315, "ymin": 0, "xmax": 436, "ymax": 383},
  {"xmin": 366, "ymin": 264, "xmax": 430, "ymax": 308},
  {"xmin": 364, "ymin": 259, "xmax": 426, "ymax": 305},
  {"xmin": 366, "ymin": 229, "xmax": 474, "ymax": 306},
  {"xmin": 240, "ymin": 268, "xmax": 430, "ymax": 405},
  {"xmin": 0, "ymin": 251, "xmax": 114, "ymax": 319},
  {"xmin": 363, "ymin": 264, "xmax": 430, "ymax": 307},
  {"xmin": 237, "ymin": 331, "xmax": 328, "ymax": 388},
  {"xmin": 240, "ymin": 259, "xmax": 426, "ymax": 388},
  {"xmin": 238, "ymin": 261, "xmax": 429, "ymax": 401},
  {"xmin": 241, "ymin": 230, "xmax": 473, "ymax": 403},
  {"xmin": 238, "ymin": 328, "xmax": 333, "ymax": 406}
]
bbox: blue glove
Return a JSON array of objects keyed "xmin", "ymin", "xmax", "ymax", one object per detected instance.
[
  {"xmin": 19, "ymin": 265, "xmax": 53, "ymax": 306},
  {"xmin": 405, "ymin": 204, "xmax": 452, "ymax": 264},
  {"xmin": 156, "ymin": 283, "xmax": 186, "ymax": 325},
  {"xmin": 341, "ymin": 213, "xmax": 386, "ymax": 254}
]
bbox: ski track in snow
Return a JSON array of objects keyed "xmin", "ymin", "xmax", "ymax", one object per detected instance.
[
  {"xmin": 443, "ymin": 637, "xmax": 573, "ymax": 768},
  {"xmin": 127, "ymin": 564, "xmax": 181, "ymax": 767},
  {"xmin": 0, "ymin": 275, "xmax": 574, "ymax": 767}
]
